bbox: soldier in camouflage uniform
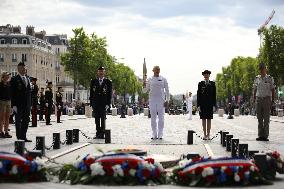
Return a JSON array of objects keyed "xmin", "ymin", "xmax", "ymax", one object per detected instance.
[{"xmin": 253, "ymin": 63, "xmax": 275, "ymax": 141}]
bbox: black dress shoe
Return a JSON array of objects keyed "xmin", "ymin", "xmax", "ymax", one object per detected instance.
[
  {"xmin": 151, "ymin": 137, "xmax": 157, "ymax": 140},
  {"xmin": 46, "ymin": 123, "xmax": 52, "ymax": 125},
  {"xmin": 262, "ymin": 138, "xmax": 269, "ymax": 141},
  {"xmin": 256, "ymin": 137, "xmax": 262, "ymax": 141},
  {"xmin": 57, "ymin": 121, "xmax": 62, "ymax": 123},
  {"xmin": 24, "ymin": 139, "xmax": 32, "ymax": 142},
  {"xmin": 159, "ymin": 138, "xmax": 163, "ymax": 140}
]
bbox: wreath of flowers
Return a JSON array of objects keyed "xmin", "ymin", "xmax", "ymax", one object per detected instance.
[
  {"xmin": 0, "ymin": 151, "xmax": 47, "ymax": 183},
  {"xmin": 171, "ymin": 157, "xmax": 271, "ymax": 186},
  {"xmin": 266, "ymin": 151, "xmax": 284, "ymax": 174},
  {"xmin": 58, "ymin": 153, "xmax": 166, "ymax": 185}
]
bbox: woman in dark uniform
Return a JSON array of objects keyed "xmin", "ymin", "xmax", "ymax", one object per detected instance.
[{"xmin": 197, "ymin": 70, "xmax": 216, "ymax": 140}]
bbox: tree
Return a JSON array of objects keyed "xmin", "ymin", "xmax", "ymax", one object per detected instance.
[{"xmin": 259, "ymin": 25, "xmax": 284, "ymax": 86}]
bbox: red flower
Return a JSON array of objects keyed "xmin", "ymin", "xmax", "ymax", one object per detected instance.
[
  {"xmin": 128, "ymin": 161, "xmax": 138, "ymax": 169},
  {"xmin": 26, "ymin": 156, "xmax": 34, "ymax": 161},
  {"xmin": 142, "ymin": 169, "xmax": 151, "ymax": 178},
  {"xmin": 205, "ymin": 175, "xmax": 215, "ymax": 182},
  {"xmin": 224, "ymin": 167, "xmax": 233, "ymax": 176},
  {"xmin": 152, "ymin": 169, "xmax": 160, "ymax": 178},
  {"xmin": 145, "ymin": 158, "xmax": 155, "ymax": 164},
  {"xmin": 242, "ymin": 166, "xmax": 249, "ymax": 172},
  {"xmin": 123, "ymin": 168, "xmax": 130, "ymax": 176},
  {"xmin": 85, "ymin": 158, "xmax": 95, "ymax": 166},
  {"xmin": 195, "ymin": 167, "xmax": 203, "ymax": 175},
  {"xmin": 104, "ymin": 165, "xmax": 114, "ymax": 176},
  {"xmin": 238, "ymin": 172, "xmax": 244, "ymax": 180},
  {"xmin": 272, "ymin": 151, "xmax": 280, "ymax": 159},
  {"xmin": 178, "ymin": 171, "xmax": 186, "ymax": 180},
  {"xmin": 22, "ymin": 164, "xmax": 30, "ymax": 173}
]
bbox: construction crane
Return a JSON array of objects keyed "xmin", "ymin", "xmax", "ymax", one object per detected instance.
[{"xmin": 257, "ymin": 10, "xmax": 275, "ymax": 48}]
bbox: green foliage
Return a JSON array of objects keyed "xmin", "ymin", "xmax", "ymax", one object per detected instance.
[
  {"xmin": 259, "ymin": 25, "xmax": 284, "ymax": 86},
  {"xmin": 215, "ymin": 57, "xmax": 258, "ymax": 102},
  {"xmin": 61, "ymin": 27, "xmax": 141, "ymax": 97}
]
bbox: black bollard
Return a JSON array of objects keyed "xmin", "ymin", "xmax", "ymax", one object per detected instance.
[
  {"xmin": 27, "ymin": 150, "xmax": 42, "ymax": 158},
  {"xmin": 186, "ymin": 152, "xmax": 200, "ymax": 160},
  {"xmin": 53, "ymin": 133, "xmax": 60, "ymax": 149},
  {"xmin": 231, "ymin": 138, "xmax": 239, "ymax": 157},
  {"xmin": 148, "ymin": 109, "xmax": 151, "ymax": 118},
  {"xmin": 222, "ymin": 131, "xmax": 229, "ymax": 147},
  {"xmin": 105, "ymin": 130, "xmax": 111, "ymax": 144},
  {"xmin": 226, "ymin": 134, "xmax": 233, "ymax": 151},
  {"xmin": 66, "ymin": 130, "xmax": 73, "ymax": 145},
  {"xmin": 238, "ymin": 143, "xmax": 248, "ymax": 158},
  {"xmin": 248, "ymin": 150, "xmax": 259, "ymax": 159},
  {"xmin": 120, "ymin": 104, "xmax": 126, "ymax": 118},
  {"xmin": 187, "ymin": 130, "xmax": 195, "ymax": 145},
  {"xmin": 220, "ymin": 130, "xmax": 224, "ymax": 145},
  {"xmin": 36, "ymin": 136, "xmax": 45, "ymax": 156},
  {"xmin": 73, "ymin": 129, "xmax": 79, "ymax": 143},
  {"xmin": 14, "ymin": 140, "xmax": 25, "ymax": 156}
]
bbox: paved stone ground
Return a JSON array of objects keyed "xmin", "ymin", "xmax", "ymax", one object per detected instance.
[{"xmin": 1, "ymin": 113, "xmax": 284, "ymax": 188}]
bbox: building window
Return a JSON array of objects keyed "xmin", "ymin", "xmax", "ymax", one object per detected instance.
[
  {"xmin": 0, "ymin": 53, "xmax": 4, "ymax": 62},
  {"xmin": 21, "ymin": 54, "xmax": 27, "ymax": 62},
  {"xmin": 11, "ymin": 69, "xmax": 17, "ymax": 77},
  {"xmin": 22, "ymin": 39, "xmax": 28, "ymax": 44},
  {"xmin": 0, "ymin": 39, "xmax": 5, "ymax": 44},
  {"xmin": 12, "ymin": 53, "xmax": 17, "ymax": 62},
  {"xmin": 56, "ymin": 75, "xmax": 60, "ymax": 83},
  {"xmin": 12, "ymin": 38, "xmax": 17, "ymax": 44}
]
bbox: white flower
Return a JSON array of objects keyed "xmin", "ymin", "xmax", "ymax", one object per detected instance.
[
  {"xmin": 277, "ymin": 162, "xmax": 283, "ymax": 169},
  {"xmin": 90, "ymin": 162, "xmax": 105, "ymax": 176},
  {"xmin": 201, "ymin": 169, "xmax": 208, "ymax": 178},
  {"xmin": 154, "ymin": 162, "xmax": 164, "ymax": 172},
  {"xmin": 206, "ymin": 167, "xmax": 214, "ymax": 175},
  {"xmin": 112, "ymin": 164, "xmax": 124, "ymax": 177},
  {"xmin": 11, "ymin": 165, "xmax": 18, "ymax": 175},
  {"xmin": 234, "ymin": 174, "xmax": 240, "ymax": 182},
  {"xmin": 142, "ymin": 162, "xmax": 152, "ymax": 170},
  {"xmin": 129, "ymin": 169, "xmax": 136, "ymax": 176},
  {"xmin": 250, "ymin": 166, "xmax": 255, "ymax": 172},
  {"xmin": 267, "ymin": 156, "xmax": 271, "ymax": 161},
  {"xmin": 0, "ymin": 162, "xmax": 3, "ymax": 169},
  {"xmin": 34, "ymin": 157, "xmax": 45, "ymax": 171},
  {"xmin": 179, "ymin": 159, "xmax": 192, "ymax": 168}
]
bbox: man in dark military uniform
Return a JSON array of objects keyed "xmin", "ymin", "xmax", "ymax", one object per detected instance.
[
  {"xmin": 197, "ymin": 70, "xmax": 216, "ymax": 140},
  {"xmin": 30, "ymin": 77, "xmax": 39, "ymax": 127},
  {"xmin": 10, "ymin": 62, "xmax": 32, "ymax": 142},
  {"xmin": 39, "ymin": 87, "xmax": 45, "ymax": 121},
  {"xmin": 90, "ymin": 66, "xmax": 112, "ymax": 139},
  {"xmin": 45, "ymin": 82, "xmax": 53, "ymax": 125},
  {"xmin": 56, "ymin": 87, "xmax": 63, "ymax": 123}
]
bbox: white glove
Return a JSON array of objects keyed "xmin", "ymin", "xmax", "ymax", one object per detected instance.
[
  {"xmin": 197, "ymin": 107, "xmax": 201, "ymax": 112},
  {"xmin": 213, "ymin": 106, "xmax": 216, "ymax": 112},
  {"xmin": 105, "ymin": 105, "xmax": 109, "ymax": 111},
  {"xmin": 13, "ymin": 106, "xmax": 17, "ymax": 113},
  {"xmin": 46, "ymin": 103, "xmax": 48, "ymax": 107},
  {"xmin": 58, "ymin": 105, "xmax": 61, "ymax": 109}
]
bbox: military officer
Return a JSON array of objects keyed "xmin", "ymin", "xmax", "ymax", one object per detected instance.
[
  {"xmin": 143, "ymin": 66, "xmax": 170, "ymax": 140},
  {"xmin": 187, "ymin": 92, "xmax": 193, "ymax": 120},
  {"xmin": 89, "ymin": 66, "xmax": 112, "ymax": 139},
  {"xmin": 30, "ymin": 77, "xmax": 39, "ymax": 127},
  {"xmin": 39, "ymin": 88, "xmax": 45, "ymax": 121},
  {"xmin": 56, "ymin": 87, "xmax": 63, "ymax": 123},
  {"xmin": 253, "ymin": 63, "xmax": 275, "ymax": 141},
  {"xmin": 45, "ymin": 82, "xmax": 53, "ymax": 125},
  {"xmin": 197, "ymin": 70, "xmax": 216, "ymax": 140}
]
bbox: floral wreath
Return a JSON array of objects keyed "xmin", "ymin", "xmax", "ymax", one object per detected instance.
[
  {"xmin": 0, "ymin": 151, "xmax": 47, "ymax": 183},
  {"xmin": 58, "ymin": 153, "xmax": 166, "ymax": 185},
  {"xmin": 171, "ymin": 156, "xmax": 271, "ymax": 186}
]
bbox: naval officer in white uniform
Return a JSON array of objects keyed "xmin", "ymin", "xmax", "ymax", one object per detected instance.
[{"xmin": 143, "ymin": 66, "xmax": 170, "ymax": 140}]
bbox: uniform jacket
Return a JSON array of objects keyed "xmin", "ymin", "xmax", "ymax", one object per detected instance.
[
  {"xmin": 197, "ymin": 80, "xmax": 216, "ymax": 108},
  {"xmin": 45, "ymin": 87, "xmax": 53, "ymax": 108},
  {"xmin": 10, "ymin": 74, "xmax": 31, "ymax": 108},
  {"xmin": 56, "ymin": 91, "xmax": 63, "ymax": 107},
  {"xmin": 89, "ymin": 78, "xmax": 112, "ymax": 109},
  {"xmin": 31, "ymin": 84, "xmax": 39, "ymax": 106}
]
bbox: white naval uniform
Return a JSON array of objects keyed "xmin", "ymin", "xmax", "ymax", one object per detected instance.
[
  {"xmin": 143, "ymin": 76, "xmax": 169, "ymax": 138},
  {"xmin": 187, "ymin": 96, "xmax": 193, "ymax": 120}
]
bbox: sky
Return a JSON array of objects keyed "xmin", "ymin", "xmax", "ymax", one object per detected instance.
[{"xmin": 1, "ymin": 0, "xmax": 284, "ymax": 94}]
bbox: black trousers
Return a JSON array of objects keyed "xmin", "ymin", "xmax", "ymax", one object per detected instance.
[
  {"xmin": 15, "ymin": 106, "xmax": 30, "ymax": 140},
  {"xmin": 39, "ymin": 105, "xmax": 45, "ymax": 120},
  {"xmin": 46, "ymin": 105, "xmax": 52, "ymax": 124},
  {"xmin": 94, "ymin": 107, "xmax": 106, "ymax": 138}
]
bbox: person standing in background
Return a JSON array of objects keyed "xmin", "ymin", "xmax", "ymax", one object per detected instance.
[
  {"xmin": 197, "ymin": 70, "xmax": 216, "ymax": 140},
  {"xmin": 0, "ymin": 71, "xmax": 12, "ymax": 138},
  {"xmin": 45, "ymin": 82, "xmax": 53, "ymax": 126},
  {"xmin": 30, "ymin": 77, "xmax": 39, "ymax": 127}
]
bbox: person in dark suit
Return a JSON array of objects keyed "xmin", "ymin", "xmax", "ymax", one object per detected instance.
[
  {"xmin": 45, "ymin": 82, "xmax": 53, "ymax": 125},
  {"xmin": 56, "ymin": 87, "xmax": 63, "ymax": 123},
  {"xmin": 39, "ymin": 88, "xmax": 45, "ymax": 121},
  {"xmin": 30, "ymin": 77, "xmax": 39, "ymax": 127},
  {"xmin": 90, "ymin": 66, "xmax": 112, "ymax": 139},
  {"xmin": 10, "ymin": 62, "xmax": 32, "ymax": 142},
  {"xmin": 197, "ymin": 70, "xmax": 216, "ymax": 140}
]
